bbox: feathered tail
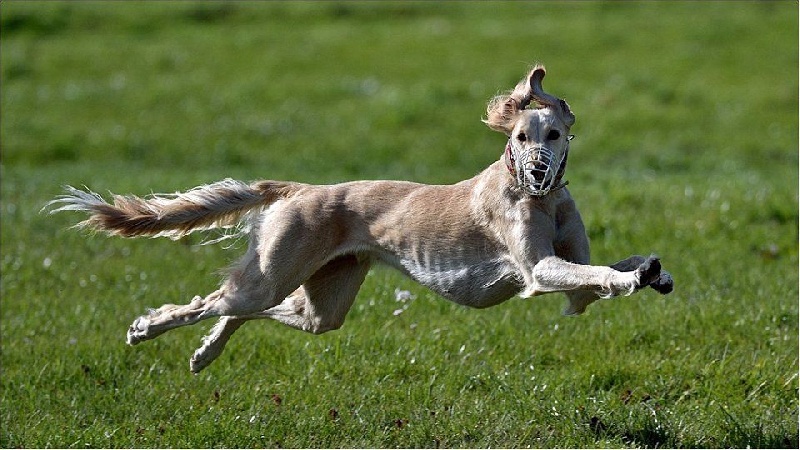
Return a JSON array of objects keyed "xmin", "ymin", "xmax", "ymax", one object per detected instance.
[{"xmin": 45, "ymin": 178, "xmax": 301, "ymax": 239}]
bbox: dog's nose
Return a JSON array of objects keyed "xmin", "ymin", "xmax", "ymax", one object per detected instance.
[{"xmin": 529, "ymin": 160, "xmax": 549, "ymax": 181}]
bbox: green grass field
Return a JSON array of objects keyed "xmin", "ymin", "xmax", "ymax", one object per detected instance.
[{"xmin": 1, "ymin": 2, "xmax": 797, "ymax": 448}]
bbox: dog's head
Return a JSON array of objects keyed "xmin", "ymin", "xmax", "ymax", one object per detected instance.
[{"xmin": 484, "ymin": 65, "xmax": 575, "ymax": 196}]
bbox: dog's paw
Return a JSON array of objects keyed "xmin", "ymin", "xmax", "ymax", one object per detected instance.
[
  {"xmin": 650, "ymin": 270, "xmax": 674, "ymax": 295},
  {"xmin": 634, "ymin": 255, "xmax": 661, "ymax": 288},
  {"xmin": 190, "ymin": 346, "xmax": 216, "ymax": 374},
  {"xmin": 126, "ymin": 316, "xmax": 150, "ymax": 346}
]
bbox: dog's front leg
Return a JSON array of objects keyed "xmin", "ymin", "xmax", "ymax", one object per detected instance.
[
  {"xmin": 610, "ymin": 255, "xmax": 674, "ymax": 295},
  {"xmin": 531, "ymin": 255, "xmax": 663, "ymax": 299},
  {"xmin": 549, "ymin": 196, "xmax": 673, "ymax": 314}
]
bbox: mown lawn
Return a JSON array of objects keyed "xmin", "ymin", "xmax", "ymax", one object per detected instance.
[{"xmin": 1, "ymin": 2, "xmax": 797, "ymax": 448}]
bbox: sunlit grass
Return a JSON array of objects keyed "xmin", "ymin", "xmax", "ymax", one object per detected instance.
[{"xmin": 1, "ymin": 2, "xmax": 797, "ymax": 448}]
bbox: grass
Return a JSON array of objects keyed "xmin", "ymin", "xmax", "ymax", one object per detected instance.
[{"xmin": 1, "ymin": 1, "xmax": 797, "ymax": 448}]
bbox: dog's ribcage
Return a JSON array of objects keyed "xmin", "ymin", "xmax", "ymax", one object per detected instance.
[
  {"xmin": 380, "ymin": 211, "xmax": 521, "ymax": 307},
  {"xmin": 389, "ymin": 246, "xmax": 520, "ymax": 308}
]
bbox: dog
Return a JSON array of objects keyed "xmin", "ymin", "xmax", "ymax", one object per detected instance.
[{"xmin": 48, "ymin": 65, "xmax": 673, "ymax": 373}]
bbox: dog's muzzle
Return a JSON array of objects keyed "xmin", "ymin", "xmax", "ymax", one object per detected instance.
[{"xmin": 504, "ymin": 139, "xmax": 570, "ymax": 196}]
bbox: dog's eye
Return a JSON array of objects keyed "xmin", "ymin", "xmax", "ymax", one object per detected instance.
[
  {"xmin": 517, "ymin": 132, "xmax": 527, "ymax": 142},
  {"xmin": 547, "ymin": 130, "xmax": 561, "ymax": 141}
]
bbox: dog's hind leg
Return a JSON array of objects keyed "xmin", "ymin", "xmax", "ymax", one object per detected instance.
[
  {"xmin": 125, "ymin": 285, "xmax": 274, "ymax": 346},
  {"xmin": 262, "ymin": 255, "xmax": 371, "ymax": 334},
  {"xmin": 126, "ymin": 289, "xmax": 229, "ymax": 346},
  {"xmin": 188, "ymin": 288, "xmax": 305, "ymax": 373},
  {"xmin": 189, "ymin": 316, "xmax": 250, "ymax": 373},
  {"xmin": 188, "ymin": 255, "xmax": 370, "ymax": 373},
  {"xmin": 187, "ymin": 288, "xmax": 308, "ymax": 373},
  {"xmin": 126, "ymin": 237, "xmax": 327, "ymax": 347}
]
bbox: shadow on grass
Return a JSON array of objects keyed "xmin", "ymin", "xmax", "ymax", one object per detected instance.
[{"xmin": 590, "ymin": 411, "xmax": 799, "ymax": 449}]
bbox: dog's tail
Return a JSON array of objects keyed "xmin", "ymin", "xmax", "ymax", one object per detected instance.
[{"xmin": 45, "ymin": 179, "xmax": 303, "ymax": 239}]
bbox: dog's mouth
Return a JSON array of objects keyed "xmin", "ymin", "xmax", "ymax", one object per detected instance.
[{"xmin": 504, "ymin": 141, "xmax": 569, "ymax": 196}]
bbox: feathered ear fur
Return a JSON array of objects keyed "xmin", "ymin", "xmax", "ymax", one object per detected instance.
[
  {"xmin": 483, "ymin": 95, "xmax": 521, "ymax": 135},
  {"xmin": 483, "ymin": 65, "xmax": 541, "ymax": 135},
  {"xmin": 483, "ymin": 64, "xmax": 574, "ymax": 134}
]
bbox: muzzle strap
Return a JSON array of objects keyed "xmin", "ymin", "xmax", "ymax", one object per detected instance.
[{"xmin": 504, "ymin": 140, "xmax": 517, "ymax": 177}]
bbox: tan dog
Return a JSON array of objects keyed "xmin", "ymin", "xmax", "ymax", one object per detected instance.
[{"xmin": 48, "ymin": 65, "xmax": 673, "ymax": 373}]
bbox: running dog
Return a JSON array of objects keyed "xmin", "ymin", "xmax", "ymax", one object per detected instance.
[{"xmin": 48, "ymin": 65, "xmax": 673, "ymax": 373}]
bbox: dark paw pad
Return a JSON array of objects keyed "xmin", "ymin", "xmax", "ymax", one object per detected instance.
[
  {"xmin": 636, "ymin": 256, "xmax": 661, "ymax": 287},
  {"xmin": 650, "ymin": 271, "xmax": 674, "ymax": 295}
]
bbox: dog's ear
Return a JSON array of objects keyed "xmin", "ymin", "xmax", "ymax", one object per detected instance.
[
  {"xmin": 529, "ymin": 66, "xmax": 575, "ymax": 127},
  {"xmin": 557, "ymin": 98, "xmax": 575, "ymax": 127},
  {"xmin": 483, "ymin": 95, "xmax": 522, "ymax": 135},
  {"xmin": 483, "ymin": 65, "xmax": 575, "ymax": 134},
  {"xmin": 483, "ymin": 67, "xmax": 539, "ymax": 135}
]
